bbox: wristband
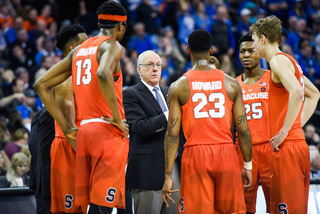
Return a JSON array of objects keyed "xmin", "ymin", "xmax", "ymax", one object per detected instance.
[{"xmin": 244, "ymin": 160, "xmax": 252, "ymax": 170}]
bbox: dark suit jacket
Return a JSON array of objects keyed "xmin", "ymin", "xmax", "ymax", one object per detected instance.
[
  {"xmin": 29, "ymin": 107, "xmax": 54, "ymax": 199},
  {"xmin": 123, "ymin": 81, "xmax": 168, "ymax": 190}
]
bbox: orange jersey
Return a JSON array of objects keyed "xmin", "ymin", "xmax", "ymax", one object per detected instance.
[
  {"xmin": 182, "ymin": 69, "xmax": 234, "ymax": 147},
  {"xmin": 236, "ymin": 70, "xmax": 270, "ymax": 145},
  {"xmin": 269, "ymin": 52, "xmax": 305, "ymax": 140},
  {"xmin": 71, "ymin": 36, "xmax": 125, "ymax": 122}
]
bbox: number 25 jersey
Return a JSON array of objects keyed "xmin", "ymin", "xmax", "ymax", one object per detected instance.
[
  {"xmin": 236, "ymin": 70, "xmax": 270, "ymax": 145},
  {"xmin": 182, "ymin": 69, "xmax": 234, "ymax": 147}
]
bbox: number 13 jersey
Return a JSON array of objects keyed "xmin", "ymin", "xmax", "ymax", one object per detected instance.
[
  {"xmin": 182, "ymin": 69, "xmax": 234, "ymax": 147},
  {"xmin": 71, "ymin": 36, "xmax": 125, "ymax": 122},
  {"xmin": 236, "ymin": 70, "xmax": 270, "ymax": 145}
]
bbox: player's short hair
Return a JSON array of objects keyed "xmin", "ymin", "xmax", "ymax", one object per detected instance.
[
  {"xmin": 250, "ymin": 15, "xmax": 282, "ymax": 45},
  {"xmin": 96, "ymin": 0, "xmax": 127, "ymax": 29},
  {"xmin": 238, "ymin": 33, "xmax": 253, "ymax": 45},
  {"xmin": 188, "ymin": 29, "xmax": 213, "ymax": 53},
  {"xmin": 55, "ymin": 24, "xmax": 85, "ymax": 52}
]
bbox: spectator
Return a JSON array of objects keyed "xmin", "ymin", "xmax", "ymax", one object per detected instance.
[
  {"xmin": 306, "ymin": 0, "xmax": 320, "ymax": 24},
  {"xmin": 193, "ymin": 1, "xmax": 212, "ymax": 32},
  {"xmin": 265, "ymin": 0, "xmax": 288, "ymax": 24},
  {"xmin": 15, "ymin": 88, "xmax": 37, "ymax": 128},
  {"xmin": 286, "ymin": 18, "xmax": 307, "ymax": 54},
  {"xmin": 8, "ymin": 44, "xmax": 36, "ymax": 71},
  {"xmin": 0, "ymin": 2, "xmax": 14, "ymax": 31},
  {"xmin": 288, "ymin": 0, "xmax": 307, "ymax": 21},
  {"xmin": 23, "ymin": 8, "xmax": 38, "ymax": 32},
  {"xmin": 34, "ymin": 36, "xmax": 57, "ymax": 67},
  {"xmin": 211, "ymin": 5, "xmax": 235, "ymax": 59},
  {"xmin": 128, "ymin": 22, "xmax": 157, "ymax": 54},
  {"xmin": 34, "ymin": 56, "xmax": 54, "ymax": 83},
  {"xmin": 4, "ymin": 16, "xmax": 24, "ymax": 45},
  {"xmin": 305, "ymin": 124, "xmax": 320, "ymax": 172},
  {"xmin": 297, "ymin": 42, "xmax": 320, "ymax": 87},
  {"xmin": 6, "ymin": 110, "xmax": 24, "ymax": 135},
  {"xmin": 236, "ymin": 8, "xmax": 251, "ymax": 40},
  {"xmin": 135, "ymin": 0, "xmax": 161, "ymax": 35},
  {"xmin": 0, "ymin": 152, "xmax": 29, "ymax": 188},
  {"xmin": 4, "ymin": 128, "xmax": 29, "ymax": 159},
  {"xmin": 176, "ymin": 0, "xmax": 195, "ymax": 49},
  {"xmin": 11, "ymin": 28, "xmax": 37, "ymax": 59},
  {"xmin": 0, "ymin": 149, "xmax": 9, "ymax": 176},
  {"xmin": 37, "ymin": 4, "xmax": 54, "ymax": 26}
]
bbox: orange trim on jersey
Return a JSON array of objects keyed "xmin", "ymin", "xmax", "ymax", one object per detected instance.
[{"xmin": 98, "ymin": 14, "xmax": 127, "ymax": 22}]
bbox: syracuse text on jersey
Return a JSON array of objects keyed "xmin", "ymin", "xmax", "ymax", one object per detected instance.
[
  {"xmin": 242, "ymin": 91, "xmax": 268, "ymax": 101},
  {"xmin": 192, "ymin": 81, "xmax": 222, "ymax": 90}
]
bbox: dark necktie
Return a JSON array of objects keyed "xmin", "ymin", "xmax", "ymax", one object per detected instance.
[{"xmin": 153, "ymin": 87, "xmax": 167, "ymax": 112}]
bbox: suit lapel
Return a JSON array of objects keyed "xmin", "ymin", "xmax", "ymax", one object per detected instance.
[{"xmin": 138, "ymin": 82, "xmax": 163, "ymax": 113}]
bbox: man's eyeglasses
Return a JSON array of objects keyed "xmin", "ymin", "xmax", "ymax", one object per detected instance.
[{"xmin": 139, "ymin": 63, "xmax": 163, "ymax": 69}]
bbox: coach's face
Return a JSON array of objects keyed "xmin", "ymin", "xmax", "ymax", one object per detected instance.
[{"xmin": 137, "ymin": 52, "xmax": 162, "ymax": 87}]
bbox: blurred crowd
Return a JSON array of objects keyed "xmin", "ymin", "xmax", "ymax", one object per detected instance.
[{"xmin": 0, "ymin": 0, "xmax": 320, "ymax": 186}]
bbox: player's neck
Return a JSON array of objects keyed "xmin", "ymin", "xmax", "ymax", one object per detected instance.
[
  {"xmin": 97, "ymin": 28, "xmax": 117, "ymax": 40},
  {"xmin": 243, "ymin": 67, "xmax": 265, "ymax": 85},
  {"xmin": 265, "ymin": 44, "xmax": 281, "ymax": 62},
  {"xmin": 191, "ymin": 59, "xmax": 212, "ymax": 71}
]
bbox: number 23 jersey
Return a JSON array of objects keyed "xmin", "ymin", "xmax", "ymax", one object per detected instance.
[
  {"xmin": 236, "ymin": 70, "xmax": 270, "ymax": 145},
  {"xmin": 182, "ymin": 69, "xmax": 234, "ymax": 147}
]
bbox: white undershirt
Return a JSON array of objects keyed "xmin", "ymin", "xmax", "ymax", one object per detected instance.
[{"xmin": 141, "ymin": 79, "xmax": 168, "ymax": 120}]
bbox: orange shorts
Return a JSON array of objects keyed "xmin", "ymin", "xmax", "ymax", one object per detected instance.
[
  {"xmin": 178, "ymin": 144, "xmax": 246, "ymax": 214},
  {"xmin": 75, "ymin": 122, "xmax": 129, "ymax": 209},
  {"xmin": 270, "ymin": 140, "xmax": 310, "ymax": 214},
  {"xmin": 51, "ymin": 137, "xmax": 82, "ymax": 213},
  {"xmin": 236, "ymin": 143, "xmax": 271, "ymax": 213}
]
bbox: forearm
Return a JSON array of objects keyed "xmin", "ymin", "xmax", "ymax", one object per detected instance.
[
  {"xmin": 164, "ymin": 133, "xmax": 179, "ymax": 177},
  {"xmin": 281, "ymin": 93, "xmax": 303, "ymax": 134},
  {"xmin": 98, "ymin": 75, "xmax": 121, "ymax": 122},
  {"xmin": 301, "ymin": 97, "xmax": 318, "ymax": 127},
  {"xmin": 0, "ymin": 94, "xmax": 16, "ymax": 107},
  {"xmin": 238, "ymin": 130, "xmax": 252, "ymax": 162}
]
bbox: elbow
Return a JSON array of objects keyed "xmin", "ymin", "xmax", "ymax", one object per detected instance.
[
  {"xmin": 96, "ymin": 70, "xmax": 106, "ymax": 80},
  {"xmin": 294, "ymin": 88, "xmax": 304, "ymax": 102},
  {"xmin": 33, "ymin": 81, "xmax": 41, "ymax": 93}
]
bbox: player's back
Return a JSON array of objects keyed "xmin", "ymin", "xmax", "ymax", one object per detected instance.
[
  {"xmin": 71, "ymin": 36, "xmax": 125, "ymax": 122},
  {"xmin": 182, "ymin": 69, "xmax": 234, "ymax": 146},
  {"xmin": 269, "ymin": 52, "xmax": 305, "ymax": 140},
  {"xmin": 236, "ymin": 70, "xmax": 270, "ymax": 145}
]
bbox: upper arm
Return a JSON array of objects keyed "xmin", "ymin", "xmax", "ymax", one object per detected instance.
[
  {"xmin": 231, "ymin": 81, "xmax": 248, "ymax": 130},
  {"xmin": 34, "ymin": 54, "xmax": 72, "ymax": 90},
  {"xmin": 270, "ymin": 56, "xmax": 303, "ymax": 95},
  {"xmin": 53, "ymin": 78, "xmax": 75, "ymax": 121},
  {"xmin": 97, "ymin": 41, "xmax": 123, "ymax": 79},
  {"xmin": 166, "ymin": 82, "xmax": 183, "ymax": 137}
]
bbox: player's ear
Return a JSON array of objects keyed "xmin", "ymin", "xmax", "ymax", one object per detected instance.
[
  {"xmin": 209, "ymin": 46, "xmax": 214, "ymax": 54},
  {"xmin": 186, "ymin": 46, "xmax": 191, "ymax": 55}
]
